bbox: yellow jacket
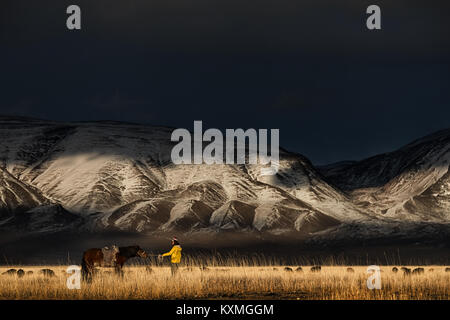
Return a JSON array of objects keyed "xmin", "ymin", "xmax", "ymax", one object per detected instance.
[{"xmin": 162, "ymin": 245, "xmax": 182, "ymax": 263}]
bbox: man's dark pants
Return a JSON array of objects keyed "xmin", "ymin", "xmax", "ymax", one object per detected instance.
[{"xmin": 171, "ymin": 263, "xmax": 179, "ymax": 276}]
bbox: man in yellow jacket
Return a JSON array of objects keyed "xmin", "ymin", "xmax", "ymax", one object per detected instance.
[{"xmin": 160, "ymin": 237, "xmax": 182, "ymax": 276}]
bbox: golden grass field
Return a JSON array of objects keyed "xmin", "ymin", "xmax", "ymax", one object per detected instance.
[{"xmin": 0, "ymin": 265, "xmax": 448, "ymax": 300}]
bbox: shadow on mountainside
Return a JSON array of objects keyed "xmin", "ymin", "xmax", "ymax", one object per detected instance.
[{"xmin": 0, "ymin": 223, "xmax": 448, "ymax": 265}]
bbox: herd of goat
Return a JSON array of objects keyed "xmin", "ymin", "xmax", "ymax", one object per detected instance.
[
  {"xmin": 1, "ymin": 266, "xmax": 450, "ymax": 278},
  {"xmin": 1, "ymin": 268, "xmax": 56, "ymax": 277},
  {"xmin": 282, "ymin": 266, "xmax": 450, "ymax": 275}
]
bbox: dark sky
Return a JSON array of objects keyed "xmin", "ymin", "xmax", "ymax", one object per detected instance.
[{"xmin": 1, "ymin": 0, "xmax": 450, "ymax": 165}]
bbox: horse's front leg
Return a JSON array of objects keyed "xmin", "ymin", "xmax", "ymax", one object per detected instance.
[{"xmin": 115, "ymin": 264, "xmax": 124, "ymax": 278}]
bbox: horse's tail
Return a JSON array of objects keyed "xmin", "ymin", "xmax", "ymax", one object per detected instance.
[{"xmin": 81, "ymin": 253, "xmax": 90, "ymax": 282}]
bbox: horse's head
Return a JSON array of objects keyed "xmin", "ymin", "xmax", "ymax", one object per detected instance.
[
  {"xmin": 118, "ymin": 245, "xmax": 148, "ymax": 259},
  {"xmin": 135, "ymin": 246, "xmax": 147, "ymax": 258}
]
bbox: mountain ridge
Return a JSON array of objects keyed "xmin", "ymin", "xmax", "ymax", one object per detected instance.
[{"xmin": 0, "ymin": 117, "xmax": 448, "ymax": 243}]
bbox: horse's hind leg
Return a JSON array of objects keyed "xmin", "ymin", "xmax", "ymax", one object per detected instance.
[
  {"xmin": 81, "ymin": 260, "xmax": 94, "ymax": 283},
  {"xmin": 82, "ymin": 268, "xmax": 92, "ymax": 283}
]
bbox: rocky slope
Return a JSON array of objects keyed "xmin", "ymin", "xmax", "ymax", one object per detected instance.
[
  {"xmin": 0, "ymin": 116, "xmax": 448, "ymax": 241},
  {"xmin": 319, "ymin": 129, "xmax": 450, "ymax": 223}
]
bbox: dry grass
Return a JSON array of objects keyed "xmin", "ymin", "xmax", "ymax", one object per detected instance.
[{"xmin": 0, "ymin": 265, "xmax": 448, "ymax": 300}]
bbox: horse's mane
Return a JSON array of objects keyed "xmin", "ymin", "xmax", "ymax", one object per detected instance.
[{"xmin": 118, "ymin": 245, "xmax": 140, "ymax": 258}]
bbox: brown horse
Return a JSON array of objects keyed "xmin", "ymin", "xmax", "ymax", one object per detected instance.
[{"xmin": 81, "ymin": 245, "xmax": 147, "ymax": 282}]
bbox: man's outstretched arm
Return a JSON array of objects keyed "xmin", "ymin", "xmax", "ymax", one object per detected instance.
[{"xmin": 161, "ymin": 247, "xmax": 175, "ymax": 257}]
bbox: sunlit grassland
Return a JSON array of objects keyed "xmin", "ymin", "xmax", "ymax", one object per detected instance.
[{"xmin": 0, "ymin": 265, "xmax": 448, "ymax": 300}]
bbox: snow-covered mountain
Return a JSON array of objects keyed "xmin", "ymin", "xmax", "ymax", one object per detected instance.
[
  {"xmin": 319, "ymin": 129, "xmax": 450, "ymax": 223},
  {"xmin": 0, "ymin": 116, "xmax": 448, "ymax": 241}
]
